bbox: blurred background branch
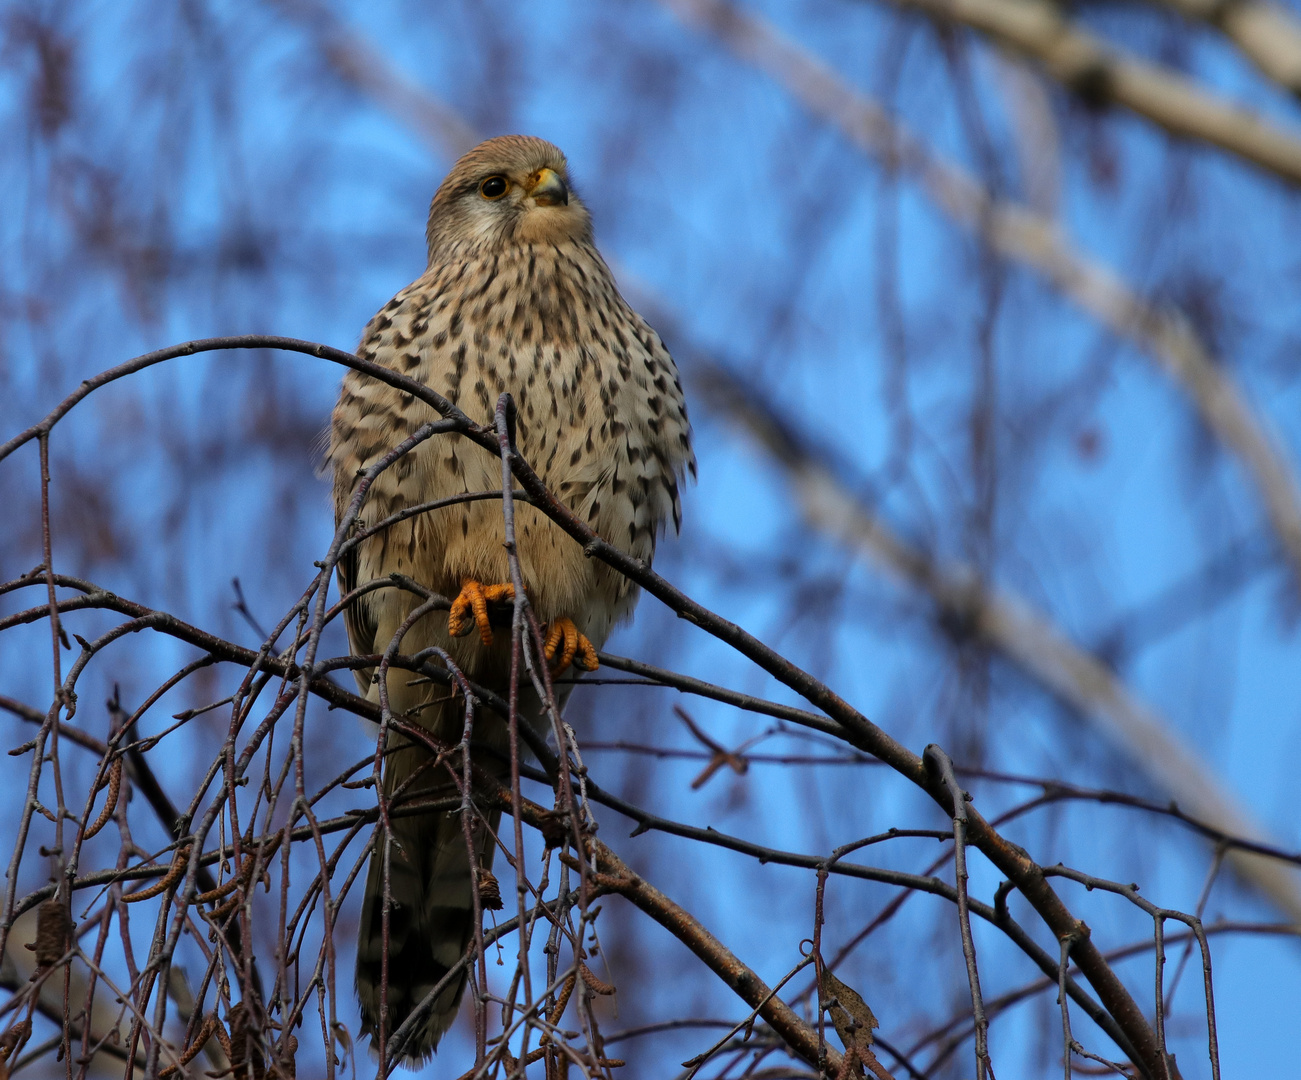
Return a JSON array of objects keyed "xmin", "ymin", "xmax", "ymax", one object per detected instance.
[
  {"xmin": 689, "ymin": 353, "xmax": 1301, "ymax": 923},
  {"xmin": 1141, "ymin": 0, "xmax": 1301, "ymax": 99},
  {"xmin": 1, "ymin": 0, "xmax": 1299, "ymax": 1075},
  {"xmin": 661, "ymin": 0, "xmax": 1301, "ymax": 597},
  {"xmin": 854, "ymin": 0, "xmax": 1301, "ymax": 183}
]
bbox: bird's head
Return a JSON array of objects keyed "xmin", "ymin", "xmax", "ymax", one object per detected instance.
[{"xmin": 425, "ymin": 135, "xmax": 593, "ymax": 261}]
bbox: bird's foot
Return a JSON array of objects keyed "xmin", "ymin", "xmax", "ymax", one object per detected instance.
[
  {"xmin": 543, "ymin": 617, "xmax": 599, "ymax": 676},
  {"xmin": 447, "ymin": 580, "xmax": 516, "ymax": 646}
]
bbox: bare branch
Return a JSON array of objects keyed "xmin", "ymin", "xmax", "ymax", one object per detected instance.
[{"xmin": 691, "ymin": 356, "xmax": 1301, "ymax": 926}]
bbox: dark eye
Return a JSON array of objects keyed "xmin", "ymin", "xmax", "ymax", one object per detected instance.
[{"xmin": 479, "ymin": 176, "xmax": 509, "ymax": 200}]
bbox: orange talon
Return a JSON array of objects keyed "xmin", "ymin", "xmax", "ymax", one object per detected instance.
[
  {"xmin": 447, "ymin": 580, "xmax": 515, "ymax": 647},
  {"xmin": 556, "ymin": 620, "xmax": 578, "ymax": 673},
  {"xmin": 574, "ymin": 634, "xmax": 599, "ymax": 672},
  {"xmin": 543, "ymin": 619, "xmax": 565, "ymax": 659},
  {"xmin": 543, "ymin": 617, "xmax": 600, "ymax": 675}
]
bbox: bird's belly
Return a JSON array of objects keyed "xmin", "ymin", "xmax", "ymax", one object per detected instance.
[{"xmin": 402, "ymin": 439, "xmax": 615, "ymax": 639}]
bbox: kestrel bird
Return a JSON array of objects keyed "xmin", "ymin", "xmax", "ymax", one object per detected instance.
[{"xmin": 328, "ymin": 135, "xmax": 694, "ymax": 1060}]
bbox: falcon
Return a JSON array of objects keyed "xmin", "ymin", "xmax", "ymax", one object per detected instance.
[{"xmin": 328, "ymin": 135, "xmax": 694, "ymax": 1060}]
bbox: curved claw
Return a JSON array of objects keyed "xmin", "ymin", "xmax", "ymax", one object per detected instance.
[
  {"xmin": 447, "ymin": 580, "xmax": 515, "ymax": 647},
  {"xmin": 543, "ymin": 617, "xmax": 599, "ymax": 675}
]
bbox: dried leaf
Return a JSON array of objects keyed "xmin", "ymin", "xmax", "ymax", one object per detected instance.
[
  {"xmin": 0, "ymin": 1020, "xmax": 32, "ymax": 1066},
  {"xmin": 227, "ymin": 1002, "xmax": 265, "ymax": 1080},
  {"xmin": 33, "ymin": 898, "xmax": 72, "ymax": 969},
  {"xmin": 820, "ymin": 969, "xmax": 878, "ymax": 1054},
  {"xmin": 537, "ymin": 810, "xmax": 571, "ymax": 848},
  {"xmin": 476, "ymin": 867, "xmax": 503, "ymax": 911}
]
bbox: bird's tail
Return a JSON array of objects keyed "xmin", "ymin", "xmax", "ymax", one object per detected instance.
[{"xmin": 355, "ymin": 726, "xmax": 499, "ymax": 1062}]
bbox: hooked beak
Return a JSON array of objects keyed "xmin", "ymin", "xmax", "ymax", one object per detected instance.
[{"xmin": 529, "ymin": 167, "xmax": 569, "ymax": 207}]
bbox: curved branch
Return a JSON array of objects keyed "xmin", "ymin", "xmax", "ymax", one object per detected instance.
[
  {"xmin": 691, "ymin": 355, "xmax": 1301, "ymax": 927},
  {"xmin": 0, "ymin": 338, "xmax": 1175, "ymax": 1077}
]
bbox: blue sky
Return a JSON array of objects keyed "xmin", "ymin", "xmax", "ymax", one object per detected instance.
[{"xmin": 1, "ymin": 0, "xmax": 1299, "ymax": 1076}]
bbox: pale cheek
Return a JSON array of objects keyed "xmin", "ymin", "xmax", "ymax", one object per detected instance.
[
  {"xmin": 462, "ymin": 202, "xmax": 510, "ymax": 244},
  {"xmin": 452, "ymin": 199, "xmax": 589, "ymax": 247}
]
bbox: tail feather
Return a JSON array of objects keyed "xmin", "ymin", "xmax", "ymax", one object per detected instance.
[
  {"xmin": 355, "ymin": 726, "xmax": 500, "ymax": 1061},
  {"xmin": 354, "ymin": 670, "xmax": 557, "ymax": 1062}
]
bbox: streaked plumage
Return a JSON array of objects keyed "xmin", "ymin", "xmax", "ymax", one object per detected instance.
[{"xmin": 328, "ymin": 135, "xmax": 693, "ymax": 1059}]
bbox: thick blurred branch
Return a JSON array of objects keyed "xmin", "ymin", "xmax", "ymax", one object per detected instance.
[
  {"xmin": 691, "ymin": 355, "xmax": 1301, "ymax": 925},
  {"xmin": 846, "ymin": 0, "xmax": 1301, "ymax": 182},
  {"xmin": 658, "ymin": 0, "xmax": 1301, "ymax": 598},
  {"xmin": 271, "ymin": 0, "xmax": 478, "ymax": 157},
  {"xmin": 0, "ymin": 908, "xmax": 135, "ymax": 1075},
  {"xmin": 1147, "ymin": 0, "xmax": 1301, "ymax": 98},
  {"xmin": 664, "ymin": 0, "xmax": 1301, "ymax": 183}
]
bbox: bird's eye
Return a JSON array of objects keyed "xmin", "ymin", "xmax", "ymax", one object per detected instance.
[{"xmin": 479, "ymin": 176, "xmax": 509, "ymax": 200}]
